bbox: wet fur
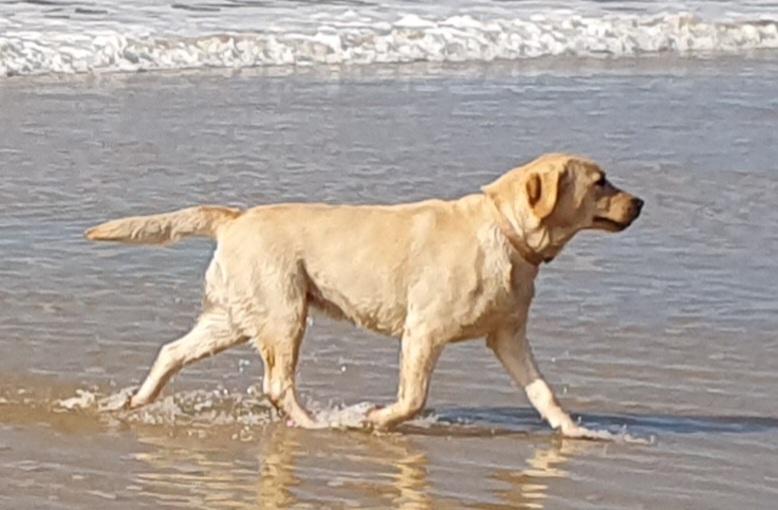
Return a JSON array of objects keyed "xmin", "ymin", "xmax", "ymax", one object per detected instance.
[{"xmin": 86, "ymin": 153, "xmax": 643, "ymax": 436}]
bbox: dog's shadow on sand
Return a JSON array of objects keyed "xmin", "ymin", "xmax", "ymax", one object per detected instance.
[{"xmin": 405, "ymin": 406, "xmax": 778, "ymax": 438}]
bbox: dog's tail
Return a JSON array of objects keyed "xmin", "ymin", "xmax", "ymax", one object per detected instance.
[{"xmin": 85, "ymin": 205, "xmax": 242, "ymax": 245}]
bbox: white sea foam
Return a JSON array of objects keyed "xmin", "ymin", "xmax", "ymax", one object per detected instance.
[
  {"xmin": 1, "ymin": 9, "xmax": 777, "ymax": 77},
  {"xmin": 56, "ymin": 388, "xmax": 97, "ymax": 410}
]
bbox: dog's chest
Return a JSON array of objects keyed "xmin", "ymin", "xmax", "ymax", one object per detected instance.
[
  {"xmin": 445, "ymin": 249, "xmax": 536, "ymax": 341},
  {"xmin": 485, "ymin": 233, "xmax": 538, "ymax": 303}
]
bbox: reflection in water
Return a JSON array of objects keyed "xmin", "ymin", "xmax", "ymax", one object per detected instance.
[
  {"xmin": 134, "ymin": 436, "xmax": 259, "ymax": 509},
  {"xmin": 485, "ymin": 440, "xmax": 593, "ymax": 510},
  {"xmin": 257, "ymin": 426, "xmax": 301, "ymax": 509},
  {"xmin": 130, "ymin": 423, "xmax": 583, "ymax": 509},
  {"xmin": 8, "ymin": 380, "xmax": 778, "ymax": 508},
  {"xmin": 392, "ymin": 449, "xmax": 431, "ymax": 510},
  {"xmin": 319, "ymin": 430, "xmax": 437, "ymax": 509},
  {"xmin": 0, "ymin": 381, "xmax": 586, "ymax": 508}
]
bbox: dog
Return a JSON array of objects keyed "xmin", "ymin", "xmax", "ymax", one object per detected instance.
[{"xmin": 86, "ymin": 153, "xmax": 643, "ymax": 437}]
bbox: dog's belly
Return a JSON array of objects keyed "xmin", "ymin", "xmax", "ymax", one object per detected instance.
[
  {"xmin": 306, "ymin": 283, "xmax": 407, "ymax": 337},
  {"xmin": 304, "ymin": 271, "xmax": 527, "ymax": 342}
]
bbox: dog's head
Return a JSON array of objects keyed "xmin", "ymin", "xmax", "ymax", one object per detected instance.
[{"xmin": 483, "ymin": 153, "xmax": 643, "ymax": 263}]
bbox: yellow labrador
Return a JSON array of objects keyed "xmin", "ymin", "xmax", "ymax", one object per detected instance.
[{"xmin": 86, "ymin": 153, "xmax": 643, "ymax": 438}]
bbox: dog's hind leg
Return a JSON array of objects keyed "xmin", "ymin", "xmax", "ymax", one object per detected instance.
[
  {"xmin": 128, "ymin": 308, "xmax": 247, "ymax": 408},
  {"xmin": 245, "ymin": 294, "xmax": 320, "ymax": 429},
  {"xmin": 366, "ymin": 331, "xmax": 444, "ymax": 430},
  {"xmin": 254, "ymin": 313, "xmax": 321, "ymax": 429}
]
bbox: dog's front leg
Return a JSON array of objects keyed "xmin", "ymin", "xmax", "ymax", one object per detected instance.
[{"xmin": 488, "ymin": 325, "xmax": 593, "ymax": 438}]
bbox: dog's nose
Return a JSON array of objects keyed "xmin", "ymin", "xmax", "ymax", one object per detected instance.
[{"xmin": 632, "ymin": 197, "xmax": 644, "ymax": 215}]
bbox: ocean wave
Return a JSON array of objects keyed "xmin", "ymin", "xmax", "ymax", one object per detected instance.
[{"xmin": 2, "ymin": 12, "xmax": 778, "ymax": 77}]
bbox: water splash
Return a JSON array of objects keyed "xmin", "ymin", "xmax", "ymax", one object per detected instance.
[
  {"xmin": 53, "ymin": 384, "xmax": 279, "ymax": 429},
  {"xmin": 57, "ymin": 389, "xmax": 97, "ymax": 410},
  {"xmin": 48, "ymin": 385, "xmax": 658, "ymax": 444},
  {"xmin": 312, "ymin": 401, "xmax": 375, "ymax": 429}
]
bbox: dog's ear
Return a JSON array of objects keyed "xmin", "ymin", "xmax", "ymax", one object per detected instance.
[
  {"xmin": 525, "ymin": 167, "xmax": 563, "ymax": 220},
  {"xmin": 483, "ymin": 155, "xmax": 568, "ymax": 220}
]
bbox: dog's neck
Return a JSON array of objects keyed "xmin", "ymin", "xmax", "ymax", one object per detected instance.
[{"xmin": 485, "ymin": 197, "xmax": 551, "ymax": 267}]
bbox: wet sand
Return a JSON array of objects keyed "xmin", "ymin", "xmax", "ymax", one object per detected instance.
[{"xmin": 1, "ymin": 57, "xmax": 778, "ymax": 508}]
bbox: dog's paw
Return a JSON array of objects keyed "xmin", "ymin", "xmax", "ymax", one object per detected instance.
[
  {"xmin": 559, "ymin": 423, "xmax": 612, "ymax": 441},
  {"xmin": 362, "ymin": 403, "xmax": 386, "ymax": 425},
  {"xmin": 364, "ymin": 403, "xmax": 383, "ymax": 419},
  {"xmin": 97, "ymin": 386, "xmax": 138, "ymax": 413}
]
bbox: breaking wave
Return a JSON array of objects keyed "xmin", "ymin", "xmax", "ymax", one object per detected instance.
[{"xmin": 2, "ymin": 12, "xmax": 777, "ymax": 77}]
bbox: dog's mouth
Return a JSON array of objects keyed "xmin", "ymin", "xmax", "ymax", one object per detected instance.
[{"xmin": 592, "ymin": 216, "xmax": 631, "ymax": 232}]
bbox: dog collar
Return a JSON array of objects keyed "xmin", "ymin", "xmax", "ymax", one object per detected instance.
[{"xmin": 487, "ymin": 200, "xmax": 548, "ymax": 266}]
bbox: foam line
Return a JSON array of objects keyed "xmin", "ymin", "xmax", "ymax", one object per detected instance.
[{"xmin": 2, "ymin": 12, "xmax": 777, "ymax": 77}]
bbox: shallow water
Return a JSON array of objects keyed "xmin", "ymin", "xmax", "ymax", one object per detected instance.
[{"xmin": 2, "ymin": 56, "xmax": 778, "ymax": 508}]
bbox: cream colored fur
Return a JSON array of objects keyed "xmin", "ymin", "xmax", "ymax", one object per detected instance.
[{"xmin": 87, "ymin": 153, "xmax": 643, "ymax": 437}]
